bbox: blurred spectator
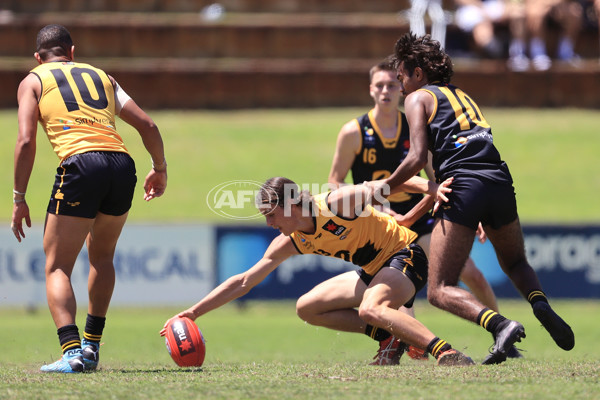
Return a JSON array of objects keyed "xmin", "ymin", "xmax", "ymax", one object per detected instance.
[
  {"xmin": 454, "ymin": 0, "xmax": 529, "ymax": 70},
  {"xmin": 409, "ymin": 0, "xmax": 448, "ymax": 48},
  {"xmin": 525, "ymin": 0, "xmax": 583, "ymax": 70}
]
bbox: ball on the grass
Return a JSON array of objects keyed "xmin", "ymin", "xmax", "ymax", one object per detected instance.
[{"xmin": 164, "ymin": 317, "xmax": 206, "ymax": 367}]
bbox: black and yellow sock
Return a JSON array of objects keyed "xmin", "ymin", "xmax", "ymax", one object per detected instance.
[
  {"xmin": 57, "ymin": 324, "xmax": 81, "ymax": 354},
  {"xmin": 365, "ymin": 324, "xmax": 391, "ymax": 342},
  {"xmin": 426, "ymin": 337, "xmax": 452, "ymax": 359},
  {"xmin": 477, "ymin": 308, "xmax": 507, "ymax": 336},
  {"xmin": 527, "ymin": 290, "xmax": 549, "ymax": 307},
  {"xmin": 83, "ymin": 314, "xmax": 106, "ymax": 343}
]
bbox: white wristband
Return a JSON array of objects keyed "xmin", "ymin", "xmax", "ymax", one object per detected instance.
[{"xmin": 152, "ymin": 158, "xmax": 167, "ymax": 171}]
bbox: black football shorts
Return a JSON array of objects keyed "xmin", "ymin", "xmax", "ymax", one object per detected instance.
[
  {"xmin": 47, "ymin": 151, "xmax": 137, "ymax": 218},
  {"xmin": 433, "ymin": 175, "xmax": 518, "ymax": 230},
  {"xmin": 357, "ymin": 243, "xmax": 428, "ymax": 308}
]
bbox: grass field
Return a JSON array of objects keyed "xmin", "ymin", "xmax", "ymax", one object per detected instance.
[
  {"xmin": 1, "ymin": 108, "xmax": 599, "ymax": 398},
  {"xmin": 1, "ymin": 108, "xmax": 598, "ymax": 224},
  {"xmin": 1, "ymin": 300, "xmax": 598, "ymax": 400}
]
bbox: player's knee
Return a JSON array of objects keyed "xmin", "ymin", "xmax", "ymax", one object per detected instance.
[
  {"xmin": 460, "ymin": 269, "xmax": 485, "ymax": 290},
  {"xmin": 501, "ymin": 257, "xmax": 530, "ymax": 275},
  {"xmin": 357, "ymin": 302, "xmax": 382, "ymax": 326},
  {"xmin": 295, "ymin": 295, "xmax": 316, "ymax": 323},
  {"xmin": 427, "ymin": 285, "xmax": 443, "ymax": 308}
]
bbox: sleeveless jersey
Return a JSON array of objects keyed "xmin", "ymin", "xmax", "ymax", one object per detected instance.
[
  {"xmin": 419, "ymin": 83, "xmax": 512, "ymax": 184},
  {"xmin": 350, "ymin": 109, "xmax": 423, "ymax": 214},
  {"xmin": 31, "ymin": 61, "xmax": 129, "ymax": 161},
  {"xmin": 289, "ymin": 192, "xmax": 418, "ymax": 275}
]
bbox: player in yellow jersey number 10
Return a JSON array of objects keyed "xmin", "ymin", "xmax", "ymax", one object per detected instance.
[{"xmin": 12, "ymin": 24, "xmax": 168, "ymax": 373}]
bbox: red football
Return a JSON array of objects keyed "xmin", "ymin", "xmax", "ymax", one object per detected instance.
[{"xmin": 164, "ymin": 317, "xmax": 206, "ymax": 367}]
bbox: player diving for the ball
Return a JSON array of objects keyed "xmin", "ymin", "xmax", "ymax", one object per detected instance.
[{"xmin": 161, "ymin": 176, "xmax": 475, "ymax": 366}]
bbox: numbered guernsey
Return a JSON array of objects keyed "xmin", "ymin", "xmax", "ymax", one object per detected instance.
[
  {"xmin": 31, "ymin": 61, "xmax": 128, "ymax": 161},
  {"xmin": 419, "ymin": 83, "xmax": 511, "ymax": 184},
  {"xmin": 350, "ymin": 109, "xmax": 415, "ymax": 206}
]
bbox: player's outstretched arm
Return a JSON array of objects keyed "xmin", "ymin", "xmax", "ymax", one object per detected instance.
[{"xmin": 159, "ymin": 234, "xmax": 298, "ymax": 336}]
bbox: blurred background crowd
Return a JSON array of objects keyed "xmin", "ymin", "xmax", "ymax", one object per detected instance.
[
  {"xmin": 406, "ymin": 0, "xmax": 599, "ymax": 70},
  {"xmin": 0, "ymin": 0, "xmax": 598, "ymax": 110}
]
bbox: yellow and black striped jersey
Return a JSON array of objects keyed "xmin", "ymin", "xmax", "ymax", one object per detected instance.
[
  {"xmin": 31, "ymin": 61, "xmax": 129, "ymax": 161},
  {"xmin": 289, "ymin": 192, "xmax": 418, "ymax": 275}
]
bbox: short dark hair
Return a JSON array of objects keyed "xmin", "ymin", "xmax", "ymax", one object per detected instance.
[
  {"xmin": 36, "ymin": 24, "xmax": 73, "ymax": 61},
  {"xmin": 392, "ymin": 33, "xmax": 453, "ymax": 84}
]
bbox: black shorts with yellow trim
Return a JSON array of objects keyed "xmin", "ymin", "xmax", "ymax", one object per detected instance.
[
  {"xmin": 356, "ymin": 242, "xmax": 428, "ymax": 308},
  {"xmin": 432, "ymin": 175, "xmax": 518, "ymax": 230},
  {"xmin": 47, "ymin": 151, "xmax": 137, "ymax": 219}
]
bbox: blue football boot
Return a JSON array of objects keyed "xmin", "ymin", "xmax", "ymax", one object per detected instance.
[
  {"xmin": 81, "ymin": 338, "xmax": 100, "ymax": 371},
  {"xmin": 40, "ymin": 348, "xmax": 85, "ymax": 373}
]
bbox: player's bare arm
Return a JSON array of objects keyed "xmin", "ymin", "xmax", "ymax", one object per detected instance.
[
  {"xmin": 385, "ymin": 90, "xmax": 432, "ymax": 190},
  {"xmin": 328, "ymin": 120, "xmax": 361, "ymax": 188},
  {"xmin": 160, "ymin": 234, "xmax": 298, "ymax": 335},
  {"xmin": 393, "ymin": 175, "xmax": 435, "ymax": 196},
  {"xmin": 361, "ymin": 173, "xmax": 452, "ymax": 211},
  {"xmin": 424, "ymin": 151, "xmax": 435, "ymax": 180},
  {"xmin": 393, "ymin": 194, "xmax": 436, "ymax": 227},
  {"xmin": 118, "ymin": 99, "xmax": 167, "ymax": 201},
  {"xmin": 119, "ymin": 99, "xmax": 165, "ymax": 169},
  {"xmin": 11, "ymin": 73, "xmax": 41, "ymax": 242}
]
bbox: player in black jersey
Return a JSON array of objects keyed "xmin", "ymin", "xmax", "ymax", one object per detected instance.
[
  {"xmin": 328, "ymin": 60, "xmax": 520, "ymax": 363},
  {"xmin": 376, "ymin": 33, "xmax": 574, "ymax": 364}
]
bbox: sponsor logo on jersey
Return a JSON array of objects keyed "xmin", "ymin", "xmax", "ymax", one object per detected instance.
[
  {"xmin": 59, "ymin": 119, "xmax": 73, "ymax": 130},
  {"xmin": 364, "ymin": 136, "xmax": 376, "ymax": 146},
  {"xmin": 453, "ymin": 136, "xmax": 468, "ymax": 148},
  {"xmin": 322, "ymin": 219, "xmax": 346, "ymax": 236},
  {"xmin": 363, "ymin": 127, "xmax": 376, "ymax": 146},
  {"xmin": 296, "ymin": 234, "xmax": 315, "ymax": 250},
  {"xmin": 453, "ymin": 130, "xmax": 493, "ymax": 148},
  {"xmin": 339, "ymin": 228, "xmax": 352, "ymax": 241}
]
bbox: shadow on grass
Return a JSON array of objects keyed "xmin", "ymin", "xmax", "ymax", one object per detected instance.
[{"xmin": 107, "ymin": 367, "xmax": 204, "ymax": 374}]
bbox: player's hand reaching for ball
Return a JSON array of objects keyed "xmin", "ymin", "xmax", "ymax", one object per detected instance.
[{"xmin": 159, "ymin": 309, "xmax": 196, "ymax": 336}]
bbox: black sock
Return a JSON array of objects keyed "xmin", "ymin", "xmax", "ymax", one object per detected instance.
[
  {"xmin": 83, "ymin": 314, "xmax": 106, "ymax": 343},
  {"xmin": 477, "ymin": 308, "xmax": 508, "ymax": 336},
  {"xmin": 426, "ymin": 337, "xmax": 452, "ymax": 359},
  {"xmin": 527, "ymin": 290, "xmax": 549, "ymax": 306},
  {"xmin": 57, "ymin": 324, "xmax": 81, "ymax": 354},
  {"xmin": 365, "ymin": 324, "xmax": 391, "ymax": 342}
]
